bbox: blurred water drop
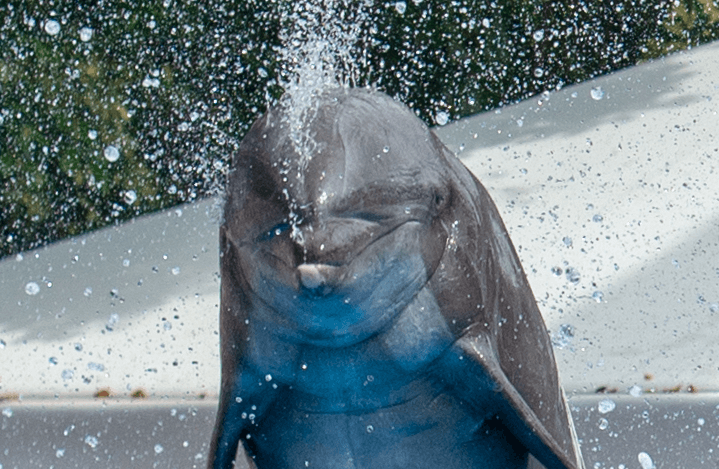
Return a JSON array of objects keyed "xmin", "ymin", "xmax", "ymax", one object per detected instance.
[
  {"xmin": 565, "ymin": 267, "xmax": 580, "ymax": 284},
  {"xmin": 84, "ymin": 435, "xmax": 98, "ymax": 449},
  {"xmin": 104, "ymin": 145, "xmax": 120, "ymax": 162},
  {"xmin": 154, "ymin": 444, "xmax": 164, "ymax": 454},
  {"xmin": 590, "ymin": 86, "xmax": 605, "ymax": 100},
  {"xmin": 551, "ymin": 266, "xmax": 562, "ymax": 276},
  {"xmin": 592, "ymin": 214, "xmax": 604, "ymax": 223},
  {"xmin": 163, "ymin": 321, "xmax": 172, "ymax": 331},
  {"xmin": 74, "ymin": 343, "xmax": 83, "ymax": 352},
  {"xmin": 88, "ymin": 129, "xmax": 97, "ymax": 140},
  {"xmin": 55, "ymin": 448, "xmax": 65, "ymax": 458},
  {"xmin": 592, "ymin": 291, "xmax": 604, "ymax": 303},
  {"xmin": 533, "ymin": 68, "xmax": 544, "ymax": 78},
  {"xmin": 597, "ymin": 418, "xmax": 608, "ymax": 430},
  {"xmin": 638, "ymin": 452, "xmax": 655, "ymax": 469},
  {"xmin": 435, "ymin": 111, "xmax": 449, "ymax": 126},
  {"xmin": 124, "ymin": 190, "xmax": 137, "ymax": 205},
  {"xmin": 44, "ymin": 19, "xmax": 61, "ymax": 36},
  {"xmin": 87, "ymin": 362, "xmax": 105, "ymax": 372},
  {"xmin": 562, "ymin": 236, "xmax": 573, "ymax": 247},
  {"xmin": 63, "ymin": 424, "xmax": 75, "ymax": 436},
  {"xmin": 49, "ymin": 356, "xmax": 59, "ymax": 365},
  {"xmin": 533, "ymin": 29, "xmax": 545, "ymax": 41},
  {"xmin": 394, "ymin": 1, "xmax": 406, "ymax": 14},
  {"xmin": 79, "ymin": 26, "xmax": 93, "ymax": 42},
  {"xmin": 61, "ymin": 369, "xmax": 74, "ymax": 380},
  {"xmin": 25, "ymin": 281, "xmax": 40, "ymax": 295},
  {"xmin": 552, "ymin": 323, "xmax": 575, "ymax": 350},
  {"xmin": 597, "ymin": 398, "xmax": 616, "ymax": 414},
  {"xmin": 366, "ymin": 425, "xmax": 374, "ymax": 433},
  {"xmin": 2, "ymin": 407, "xmax": 13, "ymax": 418},
  {"xmin": 106, "ymin": 313, "xmax": 119, "ymax": 331},
  {"xmin": 171, "ymin": 266, "xmax": 181, "ymax": 275},
  {"xmin": 629, "ymin": 385, "xmax": 642, "ymax": 397}
]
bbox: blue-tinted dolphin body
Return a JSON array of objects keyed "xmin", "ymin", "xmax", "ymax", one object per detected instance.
[{"xmin": 209, "ymin": 89, "xmax": 584, "ymax": 469}]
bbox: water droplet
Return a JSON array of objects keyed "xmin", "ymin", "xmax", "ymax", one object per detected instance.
[
  {"xmin": 366, "ymin": 425, "xmax": 374, "ymax": 433},
  {"xmin": 597, "ymin": 398, "xmax": 616, "ymax": 414},
  {"xmin": 154, "ymin": 444, "xmax": 164, "ymax": 454},
  {"xmin": 551, "ymin": 266, "xmax": 562, "ymax": 276},
  {"xmin": 629, "ymin": 385, "xmax": 642, "ymax": 397},
  {"xmin": 103, "ymin": 145, "xmax": 120, "ymax": 162},
  {"xmin": 106, "ymin": 313, "xmax": 119, "ymax": 331},
  {"xmin": 698, "ymin": 418, "xmax": 705, "ymax": 426},
  {"xmin": 533, "ymin": 68, "xmax": 544, "ymax": 78},
  {"xmin": 265, "ymin": 374, "xmax": 273, "ymax": 382},
  {"xmin": 61, "ymin": 369, "xmax": 74, "ymax": 380},
  {"xmin": 590, "ymin": 87, "xmax": 605, "ymax": 100},
  {"xmin": 124, "ymin": 190, "xmax": 137, "ymax": 205},
  {"xmin": 84, "ymin": 435, "xmax": 98, "ymax": 449},
  {"xmin": 638, "ymin": 452, "xmax": 655, "ymax": 469},
  {"xmin": 142, "ymin": 76, "xmax": 161, "ymax": 88},
  {"xmin": 74, "ymin": 343, "xmax": 83, "ymax": 352},
  {"xmin": 63, "ymin": 424, "xmax": 75, "ymax": 436},
  {"xmin": 592, "ymin": 291, "xmax": 604, "ymax": 303},
  {"xmin": 163, "ymin": 321, "xmax": 172, "ymax": 331},
  {"xmin": 87, "ymin": 362, "xmax": 105, "ymax": 372},
  {"xmin": 394, "ymin": 1, "xmax": 407, "ymax": 14},
  {"xmin": 516, "ymin": 119, "xmax": 524, "ymax": 127},
  {"xmin": 709, "ymin": 303, "xmax": 718, "ymax": 313},
  {"xmin": 533, "ymin": 29, "xmax": 545, "ymax": 41},
  {"xmin": 435, "ymin": 111, "xmax": 449, "ymax": 126},
  {"xmin": 79, "ymin": 26, "xmax": 93, "ymax": 42},
  {"xmin": 0, "ymin": 339, "xmax": 5, "ymax": 349},
  {"xmin": 482, "ymin": 18, "xmax": 491, "ymax": 28},
  {"xmin": 56, "ymin": 448, "xmax": 65, "ymax": 458},
  {"xmin": 598, "ymin": 418, "xmax": 608, "ymax": 430},
  {"xmin": 562, "ymin": 237, "xmax": 573, "ymax": 247},
  {"xmin": 382, "ymin": 145, "xmax": 390, "ymax": 153},
  {"xmin": 49, "ymin": 356, "xmax": 58, "ymax": 365},
  {"xmin": 44, "ymin": 19, "xmax": 61, "ymax": 36},
  {"xmin": 171, "ymin": 266, "xmax": 181, "ymax": 275},
  {"xmin": 565, "ymin": 267, "xmax": 580, "ymax": 284},
  {"xmin": 88, "ymin": 129, "xmax": 97, "ymax": 140},
  {"xmin": 404, "ymin": 207, "xmax": 411, "ymax": 214},
  {"xmin": 25, "ymin": 281, "xmax": 40, "ymax": 295},
  {"xmin": 552, "ymin": 324, "xmax": 574, "ymax": 350},
  {"xmin": 2, "ymin": 407, "xmax": 13, "ymax": 418},
  {"xmin": 592, "ymin": 214, "xmax": 604, "ymax": 223}
]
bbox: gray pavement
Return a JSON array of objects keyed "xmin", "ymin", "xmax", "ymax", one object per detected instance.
[{"xmin": 2, "ymin": 395, "xmax": 718, "ymax": 468}]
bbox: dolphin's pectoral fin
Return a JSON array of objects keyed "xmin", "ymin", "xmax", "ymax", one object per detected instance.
[
  {"xmin": 435, "ymin": 331, "xmax": 584, "ymax": 469},
  {"xmin": 209, "ymin": 367, "xmax": 282, "ymax": 469}
]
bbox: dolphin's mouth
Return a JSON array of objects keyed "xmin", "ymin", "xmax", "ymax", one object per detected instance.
[{"xmin": 296, "ymin": 263, "xmax": 343, "ymax": 297}]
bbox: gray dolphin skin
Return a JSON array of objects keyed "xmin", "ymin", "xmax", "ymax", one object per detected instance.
[{"xmin": 209, "ymin": 88, "xmax": 585, "ymax": 469}]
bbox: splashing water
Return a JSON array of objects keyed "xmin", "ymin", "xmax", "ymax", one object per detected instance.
[
  {"xmin": 272, "ymin": 0, "xmax": 371, "ymax": 245},
  {"xmin": 277, "ymin": 0, "xmax": 371, "ymax": 165}
]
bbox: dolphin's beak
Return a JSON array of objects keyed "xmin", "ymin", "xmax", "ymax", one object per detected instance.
[{"xmin": 297, "ymin": 263, "xmax": 342, "ymax": 296}]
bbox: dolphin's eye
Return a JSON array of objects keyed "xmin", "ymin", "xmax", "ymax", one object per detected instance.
[{"xmin": 257, "ymin": 222, "xmax": 290, "ymax": 242}]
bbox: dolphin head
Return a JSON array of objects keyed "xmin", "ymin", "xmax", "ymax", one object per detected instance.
[{"xmin": 223, "ymin": 89, "xmax": 453, "ymax": 347}]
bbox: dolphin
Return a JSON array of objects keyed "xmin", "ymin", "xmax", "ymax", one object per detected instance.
[{"xmin": 208, "ymin": 88, "xmax": 584, "ymax": 469}]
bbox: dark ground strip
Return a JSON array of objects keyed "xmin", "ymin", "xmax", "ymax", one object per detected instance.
[{"xmin": 0, "ymin": 394, "xmax": 716, "ymax": 468}]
